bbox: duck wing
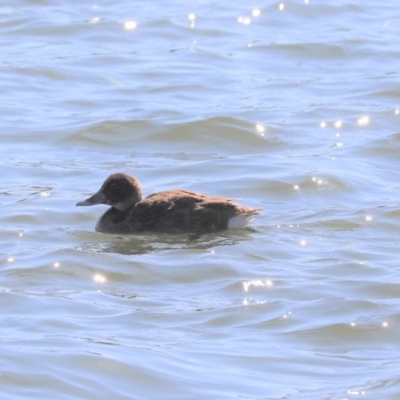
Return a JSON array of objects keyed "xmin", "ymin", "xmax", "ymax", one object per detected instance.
[
  {"xmin": 128, "ymin": 190, "xmax": 203, "ymax": 232},
  {"xmin": 129, "ymin": 189, "xmax": 255, "ymax": 233}
]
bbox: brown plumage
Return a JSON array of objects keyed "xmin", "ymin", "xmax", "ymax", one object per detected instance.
[{"xmin": 76, "ymin": 173, "xmax": 262, "ymax": 234}]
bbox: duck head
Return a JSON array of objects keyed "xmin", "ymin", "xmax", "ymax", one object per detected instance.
[{"xmin": 76, "ymin": 173, "xmax": 143, "ymax": 211}]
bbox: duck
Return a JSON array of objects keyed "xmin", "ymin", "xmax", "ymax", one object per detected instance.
[{"xmin": 76, "ymin": 173, "xmax": 262, "ymax": 234}]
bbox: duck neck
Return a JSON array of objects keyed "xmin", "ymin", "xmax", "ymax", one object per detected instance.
[{"xmin": 113, "ymin": 191, "xmax": 142, "ymax": 211}]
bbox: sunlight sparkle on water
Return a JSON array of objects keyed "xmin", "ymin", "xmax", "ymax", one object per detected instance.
[
  {"xmin": 334, "ymin": 120, "xmax": 343, "ymax": 128},
  {"xmin": 88, "ymin": 17, "xmax": 100, "ymax": 24},
  {"xmin": 358, "ymin": 116, "xmax": 370, "ymax": 126},
  {"xmin": 294, "ymin": 184, "xmax": 299, "ymax": 190},
  {"xmin": 382, "ymin": 321, "xmax": 388, "ymax": 328},
  {"xmin": 53, "ymin": 262, "xmax": 60, "ymax": 268},
  {"xmin": 190, "ymin": 40, "xmax": 197, "ymax": 51},
  {"xmin": 124, "ymin": 20, "xmax": 137, "ymax": 30},
  {"xmin": 255, "ymin": 124, "xmax": 265, "ymax": 135},
  {"xmin": 7, "ymin": 257, "xmax": 14, "ymax": 262},
  {"xmin": 279, "ymin": 3, "xmax": 285, "ymax": 11},
  {"xmin": 252, "ymin": 9, "xmax": 261, "ymax": 17},
  {"xmin": 365, "ymin": 215, "xmax": 372, "ymax": 222},
  {"xmin": 395, "ymin": 109, "xmax": 400, "ymax": 115},
  {"xmin": 312, "ymin": 177, "xmax": 323, "ymax": 185},
  {"xmin": 320, "ymin": 121, "xmax": 327, "ymax": 128},
  {"xmin": 300, "ymin": 240, "xmax": 307, "ymax": 246},
  {"xmin": 40, "ymin": 191, "xmax": 50, "ymax": 197},
  {"xmin": 243, "ymin": 279, "xmax": 273, "ymax": 292},
  {"xmin": 188, "ymin": 13, "xmax": 196, "ymax": 27},
  {"xmin": 347, "ymin": 390, "xmax": 366, "ymax": 396},
  {"xmin": 237, "ymin": 17, "xmax": 251, "ymax": 25},
  {"xmin": 242, "ymin": 298, "xmax": 266, "ymax": 305},
  {"xmin": 93, "ymin": 274, "xmax": 106, "ymax": 284}
]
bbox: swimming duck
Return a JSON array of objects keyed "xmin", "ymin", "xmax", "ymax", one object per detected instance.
[{"xmin": 76, "ymin": 173, "xmax": 262, "ymax": 234}]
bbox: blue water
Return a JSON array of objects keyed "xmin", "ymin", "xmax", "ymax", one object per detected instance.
[{"xmin": 1, "ymin": 1, "xmax": 400, "ymax": 399}]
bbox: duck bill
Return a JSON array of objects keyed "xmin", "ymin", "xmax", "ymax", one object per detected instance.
[{"xmin": 76, "ymin": 190, "xmax": 106, "ymax": 207}]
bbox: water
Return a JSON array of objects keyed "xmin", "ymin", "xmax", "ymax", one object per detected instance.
[{"xmin": 1, "ymin": 1, "xmax": 400, "ymax": 399}]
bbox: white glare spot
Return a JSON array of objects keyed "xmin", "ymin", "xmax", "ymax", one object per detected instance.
[
  {"xmin": 40, "ymin": 191, "xmax": 50, "ymax": 197},
  {"xmin": 252, "ymin": 9, "xmax": 261, "ymax": 17},
  {"xmin": 395, "ymin": 109, "xmax": 400, "ymax": 115},
  {"xmin": 94, "ymin": 274, "xmax": 106, "ymax": 284},
  {"xmin": 188, "ymin": 13, "xmax": 196, "ymax": 27},
  {"xmin": 312, "ymin": 176, "xmax": 316, "ymax": 182},
  {"xmin": 7, "ymin": 257, "xmax": 14, "ymax": 262},
  {"xmin": 382, "ymin": 321, "xmax": 388, "ymax": 328},
  {"xmin": 320, "ymin": 121, "xmax": 327, "ymax": 128},
  {"xmin": 54, "ymin": 262, "xmax": 60, "ymax": 268},
  {"xmin": 294, "ymin": 184, "xmax": 299, "ymax": 190},
  {"xmin": 304, "ymin": 0, "xmax": 309, "ymax": 3},
  {"xmin": 190, "ymin": 40, "xmax": 197, "ymax": 51},
  {"xmin": 334, "ymin": 120, "xmax": 343, "ymax": 128},
  {"xmin": 300, "ymin": 240, "xmax": 307, "ymax": 246},
  {"xmin": 358, "ymin": 116, "xmax": 370, "ymax": 126},
  {"xmin": 89, "ymin": 17, "xmax": 100, "ymax": 24},
  {"xmin": 350, "ymin": 322, "xmax": 356, "ymax": 327},
  {"xmin": 318, "ymin": 179, "xmax": 322, "ymax": 185},
  {"xmin": 255, "ymin": 124, "xmax": 265, "ymax": 134},
  {"xmin": 18, "ymin": 232, "xmax": 23, "ymax": 237},
  {"xmin": 336, "ymin": 133, "xmax": 341, "ymax": 137},
  {"xmin": 365, "ymin": 215, "xmax": 372, "ymax": 222},
  {"xmin": 243, "ymin": 279, "xmax": 273, "ymax": 292},
  {"xmin": 124, "ymin": 20, "xmax": 137, "ymax": 30},
  {"xmin": 336, "ymin": 142, "xmax": 344, "ymax": 147},
  {"xmin": 279, "ymin": 3, "xmax": 285, "ymax": 11},
  {"xmin": 238, "ymin": 16, "xmax": 251, "ymax": 24},
  {"xmin": 348, "ymin": 390, "xmax": 366, "ymax": 395}
]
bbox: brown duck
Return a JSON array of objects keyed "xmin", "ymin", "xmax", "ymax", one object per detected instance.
[{"xmin": 76, "ymin": 173, "xmax": 262, "ymax": 234}]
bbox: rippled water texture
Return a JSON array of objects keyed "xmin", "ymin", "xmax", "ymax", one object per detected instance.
[{"xmin": 1, "ymin": 1, "xmax": 400, "ymax": 399}]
